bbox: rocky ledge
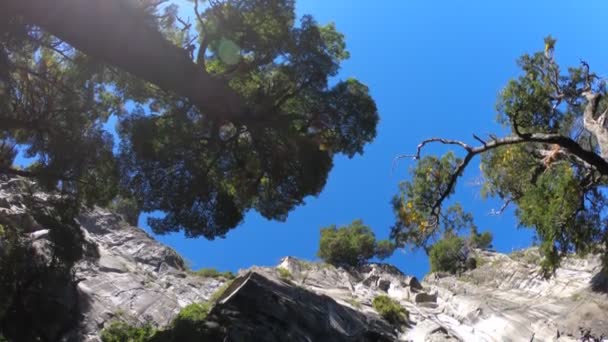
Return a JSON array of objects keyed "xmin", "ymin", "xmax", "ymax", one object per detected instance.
[{"xmin": 2, "ymin": 177, "xmax": 608, "ymax": 341}]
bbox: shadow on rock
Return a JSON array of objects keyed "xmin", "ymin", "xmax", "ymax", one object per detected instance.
[{"xmin": 591, "ymin": 269, "xmax": 608, "ymax": 293}]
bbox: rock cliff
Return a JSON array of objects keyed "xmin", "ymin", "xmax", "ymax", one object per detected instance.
[{"xmin": 1, "ymin": 177, "xmax": 608, "ymax": 341}]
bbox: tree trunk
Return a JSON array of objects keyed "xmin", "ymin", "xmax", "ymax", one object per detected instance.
[
  {"xmin": 582, "ymin": 92, "xmax": 608, "ymax": 160},
  {"xmin": 4, "ymin": 0, "xmax": 248, "ymax": 121}
]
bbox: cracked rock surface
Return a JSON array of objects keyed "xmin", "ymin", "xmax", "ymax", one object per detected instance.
[{"xmin": 2, "ymin": 177, "xmax": 608, "ymax": 341}]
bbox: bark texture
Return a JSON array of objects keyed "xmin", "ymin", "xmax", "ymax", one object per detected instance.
[{"xmin": 4, "ymin": 0, "xmax": 248, "ymax": 120}]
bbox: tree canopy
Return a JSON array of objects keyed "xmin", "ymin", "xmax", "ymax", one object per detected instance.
[
  {"xmin": 391, "ymin": 37, "xmax": 608, "ymax": 275},
  {"xmin": 1, "ymin": 2, "xmax": 378, "ymax": 339},
  {"xmin": 1, "ymin": 0, "xmax": 379, "ymax": 238}
]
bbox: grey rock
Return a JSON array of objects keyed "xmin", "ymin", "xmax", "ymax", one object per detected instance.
[
  {"xmin": 205, "ymin": 271, "xmax": 396, "ymax": 342},
  {"xmin": 72, "ymin": 209, "xmax": 225, "ymax": 341},
  {"xmin": 3, "ymin": 177, "xmax": 608, "ymax": 342},
  {"xmin": 414, "ymin": 292, "xmax": 437, "ymax": 304}
]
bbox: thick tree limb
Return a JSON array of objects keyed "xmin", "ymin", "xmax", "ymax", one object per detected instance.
[{"xmin": 5, "ymin": 0, "xmax": 248, "ymax": 121}]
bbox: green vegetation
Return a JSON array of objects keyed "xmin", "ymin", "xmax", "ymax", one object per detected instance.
[
  {"xmin": 372, "ymin": 295, "xmax": 408, "ymax": 325},
  {"xmin": 2, "ymin": 1, "xmax": 608, "ymax": 339},
  {"xmin": 100, "ymin": 321, "xmax": 156, "ymax": 342},
  {"xmin": 469, "ymin": 228, "xmax": 493, "ymax": 250},
  {"xmin": 375, "ymin": 240, "xmax": 397, "ymax": 260},
  {"xmin": 169, "ymin": 303, "xmax": 211, "ymax": 340},
  {"xmin": 391, "ymin": 37, "xmax": 608, "ymax": 276},
  {"xmin": 277, "ymin": 267, "xmax": 292, "ymax": 280},
  {"xmin": 191, "ymin": 268, "xmax": 235, "ymax": 280},
  {"xmin": 99, "ymin": 280, "xmax": 246, "ymax": 342},
  {"xmin": 429, "ymin": 235, "xmax": 467, "ymax": 274},
  {"xmin": 0, "ymin": 1, "xmax": 378, "ymax": 339},
  {"xmin": 101, "ymin": 303, "xmax": 211, "ymax": 342},
  {"xmin": 317, "ymin": 219, "xmax": 396, "ymax": 267},
  {"xmin": 426, "ymin": 225, "xmax": 493, "ymax": 274},
  {"xmin": 175, "ymin": 303, "xmax": 210, "ymax": 323},
  {"xmin": 2, "ymin": 0, "xmax": 378, "ymax": 240},
  {"xmin": 209, "ymin": 279, "xmax": 236, "ymax": 303}
]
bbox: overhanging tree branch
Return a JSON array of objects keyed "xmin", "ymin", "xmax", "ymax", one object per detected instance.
[
  {"xmin": 5, "ymin": 0, "xmax": 248, "ymax": 121},
  {"xmin": 398, "ymin": 131, "xmax": 608, "ymax": 217}
]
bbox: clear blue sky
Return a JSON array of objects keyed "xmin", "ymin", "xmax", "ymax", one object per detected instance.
[
  {"xmin": 18, "ymin": 1, "xmax": 608, "ymax": 278},
  {"xmin": 140, "ymin": 0, "xmax": 608, "ymax": 278}
]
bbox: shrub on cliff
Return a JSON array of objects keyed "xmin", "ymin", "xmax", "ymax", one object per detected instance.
[
  {"xmin": 101, "ymin": 303, "xmax": 212, "ymax": 342},
  {"xmin": 169, "ymin": 303, "xmax": 210, "ymax": 340},
  {"xmin": 192, "ymin": 268, "xmax": 235, "ymax": 280},
  {"xmin": 100, "ymin": 321, "xmax": 156, "ymax": 342},
  {"xmin": 372, "ymin": 295, "xmax": 408, "ymax": 325},
  {"xmin": 429, "ymin": 235, "xmax": 467, "ymax": 274},
  {"xmin": 317, "ymin": 220, "xmax": 395, "ymax": 267},
  {"xmin": 375, "ymin": 240, "xmax": 397, "ymax": 260},
  {"xmin": 469, "ymin": 228, "xmax": 493, "ymax": 250}
]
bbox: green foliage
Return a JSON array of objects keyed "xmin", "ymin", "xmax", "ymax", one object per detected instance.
[
  {"xmin": 372, "ymin": 295, "xmax": 408, "ymax": 325},
  {"xmin": 209, "ymin": 279, "xmax": 235, "ymax": 303},
  {"xmin": 116, "ymin": 0, "xmax": 379, "ymax": 239},
  {"xmin": 1, "ymin": 1, "xmax": 375, "ymax": 340},
  {"xmin": 276, "ymin": 267, "xmax": 292, "ymax": 280},
  {"xmin": 191, "ymin": 268, "xmax": 235, "ymax": 280},
  {"xmin": 168, "ymin": 303, "xmax": 210, "ymax": 340},
  {"xmin": 429, "ymin": 235, "xmax": 467, "ymax": 274},
  {"xmin": 100, "ymin": 303, "xmax": 212, "ymax": 342},
  {"xmin": 100, "ymin": 321, "xmax": 156, "ymax": 342},
  {"xmin": 175, "ymin": 303, "xmax": 210, "ymax": 322},
  {"xmin": 374, "ymin": 240, "xmax": 397, "ymax": 260},
  {"xmin": 483, "ymin": 143, "xmax": 605, "ymax": 275},
  {"xmin": 2, "ymin": 0, "xmax": 378, "ymax": 241},
  {"xmin": 468, "ymin": 227, "xmax": 493, "ymax": 250},
  {"xmin": 0, "ymin": 22, "xmax": 120, "ymax": 207},
  {"xmin": 483, "ymin": 40, "xmax": 608, "ymax": 274},
  {"xmin": 317, "ymin": 219, "xmax": 394, "ymax": 267},
  {"xmin": 391, "ymin": 152, "xmax": 475, "ymax": 250},
  {"xmin": 394, "ymin": 37, "xmax": 608, "ymax": 275}
]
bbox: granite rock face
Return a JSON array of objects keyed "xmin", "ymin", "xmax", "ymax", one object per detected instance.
[
  {"xmin": 0, "ymin": 178, "xmax": 225, "ymax": 341},
  {"xmin": 2, "ymin": 177, "xmax": 608, "ymax": 341},
  {"xmin": 73, "ymin": 209, "xmax": 226, "ymax": 341},
  {"xmin": 200, "ymin": 271, "xmax": 397, "ymax": 342},
  {"xmin": 418, "ymin": 249, "xmax": 608, "ymax": 341}
]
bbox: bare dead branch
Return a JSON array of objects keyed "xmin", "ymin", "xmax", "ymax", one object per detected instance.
[
  {"xmin": 392, "ymin": 138, "xmax": 471, "ymax": 174},
  {"xmin": 175, "ymin": 15, "xmax": 192, "ymax": 32},
  {"xmin": 581, "ymin": 60, "xmax": 592, "ymax": 91},
  {"xmin": 472, "ymin": 134, "xmax": 486, "ymax": 146},
  {"xmin": 489, "ymin": 198, "xmax": 514, "ymax": 216},
  {"xmin": 193, "ymin": 0, "xmax": 209, "ymax": 67}
]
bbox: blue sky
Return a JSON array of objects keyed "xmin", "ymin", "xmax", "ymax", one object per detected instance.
[
  {"xmin": 139, "ymin": 0, "xmax": 608, "ymax": 278},
  {"xmin": 18, "ymin": 1, "xmax": 608, "ymax": 278}
]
